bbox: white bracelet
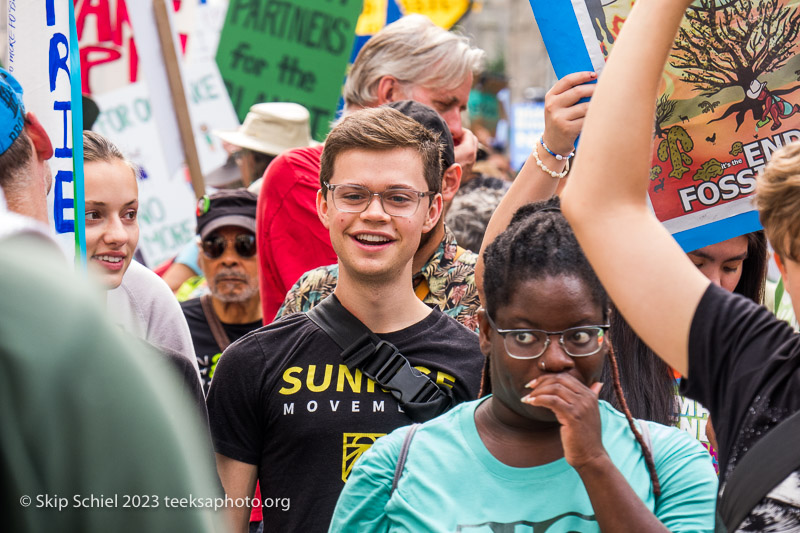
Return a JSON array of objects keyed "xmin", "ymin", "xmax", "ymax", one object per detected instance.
[{"xmin": 532, "ymin": 142, "xmax": 569, "ymax": 179}]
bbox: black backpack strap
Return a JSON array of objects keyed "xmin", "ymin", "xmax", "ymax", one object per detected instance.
[
  {"xmin": 391, "ymin": 424, "xmax": 420, "ymax": 494},
  {"xmin": 718, "ymin": 408, "xmax": 800, "ymax": 531},
  {"xmin": 307, "ymin": 295, "xmax": 454, "ymax": 422},
  {"xmin": 200, "ymin": 294, "xmax": 231, "ymax": 352}
]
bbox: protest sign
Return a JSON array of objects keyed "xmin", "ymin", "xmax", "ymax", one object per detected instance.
[
  {"xmin": 79, "ymin": 0, "xmax": 238, "ymax": 266},
  {"xmin": 510, "ymin": 101, "xmax": 545, "ymax": 172},
  {"xmin": 75, "ymin": 0, "xmax": 139, "ymax": 95},
  {"xmin": 216, "ymin": 0, "xmax": 363, "ymax": 141},
  {"xmin": 7, "ymin": 0, "xmax": 85, "ymax": 261},
  {"xmin": 396, "ymin": 0, "xmax": 472, "ymax": 29},
  {"xmin": 529, "ymin": 0, "xmax": 800, "ymax": 251},
  {"xmin": 351, "ymin": 0, "xmax": 473, "ymax": 62},
  {"xmin": 92, "ymin": 81, "xmax": 197, "ymax": 267}
]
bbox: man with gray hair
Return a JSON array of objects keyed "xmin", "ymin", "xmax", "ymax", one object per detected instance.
[
  {"xmin": 256, "ymin": 15, "xmax": 485, "ymax": 321},
  {"xmin": 342, "ymin": 14, "xmax": 484, "ymax": 169}
]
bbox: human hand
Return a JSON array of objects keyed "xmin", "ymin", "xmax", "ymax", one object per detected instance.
[
  {"xmin": 542, "ymin": 71, "xmax": 597, "ymax": 156},
  {"xmin": 521, "ymin": 374, "xmax": 607, "ymax": 470},
  {"xmin": 453, "ymin": 128, "xmax": 478, "ymax": 175}
]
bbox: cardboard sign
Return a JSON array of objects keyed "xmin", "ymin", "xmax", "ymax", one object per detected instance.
[
  {"xmin": 528, "ymin": 0, "xmax": 800, "ymax": 251},
  {"xmin": 82, "ymin": 0, "xmax": 238, "ymax": 266},
  {"xmin": 92, "ymin": 81, "xmax": 198, "ymax": 267},
  {"xmin": 7, "ymin": 0, "xmax": 84, "ymax": 260},
  {"xmin": 215, "ymin": 0, "xmax": 363, "ymax": 141},
  {"xmin": 75, "ymin": 0, "xmax": 140, "ymax": 95}
]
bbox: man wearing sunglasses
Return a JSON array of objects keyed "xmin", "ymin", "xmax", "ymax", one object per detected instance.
[
  {"xmin": 180, "ymin": 189, "xmax": 262, "ymax": 395},
  {"xmin": 208, "ymin": 107, "xmax": 484, "ymax": 533}
]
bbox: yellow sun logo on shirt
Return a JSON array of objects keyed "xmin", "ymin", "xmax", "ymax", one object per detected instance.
[{"xmin": 342, "ymin": 433, "xmax": 386, "ymax": 482}]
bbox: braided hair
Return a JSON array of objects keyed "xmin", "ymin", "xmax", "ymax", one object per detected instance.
[{"xmin": 480, "ymin": 196, "xmax": 661, "ymax": 497}]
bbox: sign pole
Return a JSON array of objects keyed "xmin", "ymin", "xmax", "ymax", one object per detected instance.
[{"xmin": 152, "ymin": 0, "xmax": 205, "ymax": 199}]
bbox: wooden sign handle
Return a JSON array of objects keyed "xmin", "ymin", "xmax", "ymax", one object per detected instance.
[{"xmin": 153, "ymin": 0, "xmax": 205, "ymax": 199}]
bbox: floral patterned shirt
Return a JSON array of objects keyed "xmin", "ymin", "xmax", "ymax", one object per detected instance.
[{"xmin": 276, "ymin": 226, "xmax": 480, "ymax": 331}]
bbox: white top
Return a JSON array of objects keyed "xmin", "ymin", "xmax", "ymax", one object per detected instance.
[{"xmin": 108, "ymin": 260, "xmax": 200, "ymax": 382}]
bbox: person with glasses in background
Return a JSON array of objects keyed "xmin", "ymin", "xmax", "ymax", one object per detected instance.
[
  {"xmin": 180, "ymin": 189, "xmax": 262, "ymax": 395},
  {"xmin": 330, "ymin": 199, "xmax": 717, "ymax": 532}
]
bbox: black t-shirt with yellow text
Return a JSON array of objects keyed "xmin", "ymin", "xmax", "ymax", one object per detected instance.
[{"xmin": 207, "ymin": 308, "xmax": 483, "ymax": 532}]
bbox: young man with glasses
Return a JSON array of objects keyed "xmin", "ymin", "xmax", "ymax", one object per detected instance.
[
  {"xmin": 277, "ymin": 100, "xmax": 481, "ymax": 331},
  {"xmin": 180, "ymin": 189, "xmax": 262, "ymax": 394},
  {"xmin": 256, "ymin": 15, "xmax": 485, "ymax": 323},
  {"xmin": 207, "ymin": 107, "xmax": 484, "ymax": 533}
]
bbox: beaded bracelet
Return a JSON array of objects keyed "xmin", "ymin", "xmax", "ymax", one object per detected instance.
[
  {"xmin": 532, "ymin": 142, "xmax": 569, "ymax": 179},
  {"xmin": 540, "ymin": 137, "xmax": 575, "ymax": 161}
]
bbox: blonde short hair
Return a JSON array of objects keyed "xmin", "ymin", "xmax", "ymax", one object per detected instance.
[{"xmin": 755, "ymin": 142, "xmax": 800, "ymax": 260}]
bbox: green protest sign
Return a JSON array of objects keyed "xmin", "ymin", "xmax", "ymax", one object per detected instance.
[{"xmin": 216, "ymin": 0, "xmax": 362, "ymax": 141}]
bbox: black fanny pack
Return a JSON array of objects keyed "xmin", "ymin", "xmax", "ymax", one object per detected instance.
[{"xmin": 306, "ymin": 295, "xmax": 454, "ymax": 423}]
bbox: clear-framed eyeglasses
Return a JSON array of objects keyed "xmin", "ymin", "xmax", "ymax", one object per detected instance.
[
  {"xmin": 324, "ymin": 183, "xmax": 436, "ymax": 218},
  {"xmin": 485, "ymin": 312, "xmax": 610, "ymax": 360}
]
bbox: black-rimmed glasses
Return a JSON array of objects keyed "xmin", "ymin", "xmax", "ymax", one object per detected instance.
[
  {"xmin": 485, "ymin": 313, "xmax": 609, "ymax": 360},
  {"xmin": 324, "ymin": 183, "xmax": 436, "ymax": 218}
]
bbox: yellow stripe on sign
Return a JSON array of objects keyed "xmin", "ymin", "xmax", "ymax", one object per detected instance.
[
  {"xmin": 398, "ymin": 0, "xmax": 473, "ymax": 29},
  {"xmin": 356, "ymin": 0, "xmax": 388, "ymax": 36}
]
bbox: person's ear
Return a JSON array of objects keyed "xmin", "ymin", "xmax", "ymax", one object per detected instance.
[
  {"xmin": 376, "ymin": 75, "xmax": 407, "ymax": 105},
  {"xmin": 477, "ymin": 309, "xmax": 492, "ymax": 356},
  {"xmin": 421, "ymin": 193, "xmax": 443, "ymax": 234},
  {"xmin": 441, "ymin": 164, "xmax": 462, "ymax": 203},
  {"xmin": 316, "ymin": 188, "xmax": 331, "ymax": 229},
  {"xmin": 774, "ymin": 251, "xmax": 795, "ymax": 298},
  {"xmin": 24, "ymin": 112, "xmax": 54, "ymax": 161},
  {"xmin": 775, "ymin": 251, "xmax": 786, "ymax": 278}
]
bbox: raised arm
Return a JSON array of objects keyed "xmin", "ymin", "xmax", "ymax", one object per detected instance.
[
  {"xmin": 476, "ymin": 71, "xmax": 596, "ymax": 302},
  {"xmin": 561, "ymin": 0, "xmax": 707, "ymax": 377}
]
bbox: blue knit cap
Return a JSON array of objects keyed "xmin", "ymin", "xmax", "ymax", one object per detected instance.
[{"xmin": 0, "ymin": 67, "xmax": 26, "ymax": 155}]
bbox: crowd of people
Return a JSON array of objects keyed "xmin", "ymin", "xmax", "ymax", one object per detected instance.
[{"xmin": 3, "ymin": 2, "xmax": 800, "ymax": 532}]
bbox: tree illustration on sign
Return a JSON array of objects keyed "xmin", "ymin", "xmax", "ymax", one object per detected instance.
[
  {"xmin": 654, "ymin": 93, "xmax": 678, "ymax": 138},
  {"xmin": 693, "ymin": 159, "xmax": 724, "ymax": 182},
  {"xmin": 657, "ymin": 126, "xmax": 694, "ymax": 180},
  {"xmin": 670, "ymin": 0, "xmax": 800, "ymax": 131},
  {"xmin": 698, "ymin": 100, "xmax": 720, "ymax": 114}
]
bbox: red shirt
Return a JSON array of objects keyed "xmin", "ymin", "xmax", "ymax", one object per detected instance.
[{"xmin": 256, "ymin": 144, "xmax": 336, "ymax": 323}]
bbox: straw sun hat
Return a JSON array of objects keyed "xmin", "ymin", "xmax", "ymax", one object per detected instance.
[{"xmin": 213, "ymin": 102, "xmax": 318, "ymax": 156}]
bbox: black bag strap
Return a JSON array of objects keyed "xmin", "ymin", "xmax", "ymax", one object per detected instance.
[
  {"xmin": 391, "ymin": 423, "xmax": 420, "ymax": 493},
  {"xmin": 200, "ymin": 294, "xmax": 231, "ymax": 352},
  {"xmin": 307, "ymin": 295, "xmax": 454, "ymax": 422},
  {"xmin": 718, "ymin": 408, "xmax": 800, "ymax": 531}
]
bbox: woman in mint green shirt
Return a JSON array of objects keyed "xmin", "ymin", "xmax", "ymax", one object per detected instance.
[{"xmin": 330, "ymin": 200, "xmax": 717, "ymax": 532}]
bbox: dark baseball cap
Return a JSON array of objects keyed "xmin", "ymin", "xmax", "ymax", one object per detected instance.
[
  {"xmin": 0, "ymin": 67, "xmax": 26, "ymax": 155},
  {"xmin": 385, "ymin": 100, "xmax": 455, "ymax": 169},
  {"xmin": 195, "ymin": 189, "xmax": 257, "ymax": 239}
]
